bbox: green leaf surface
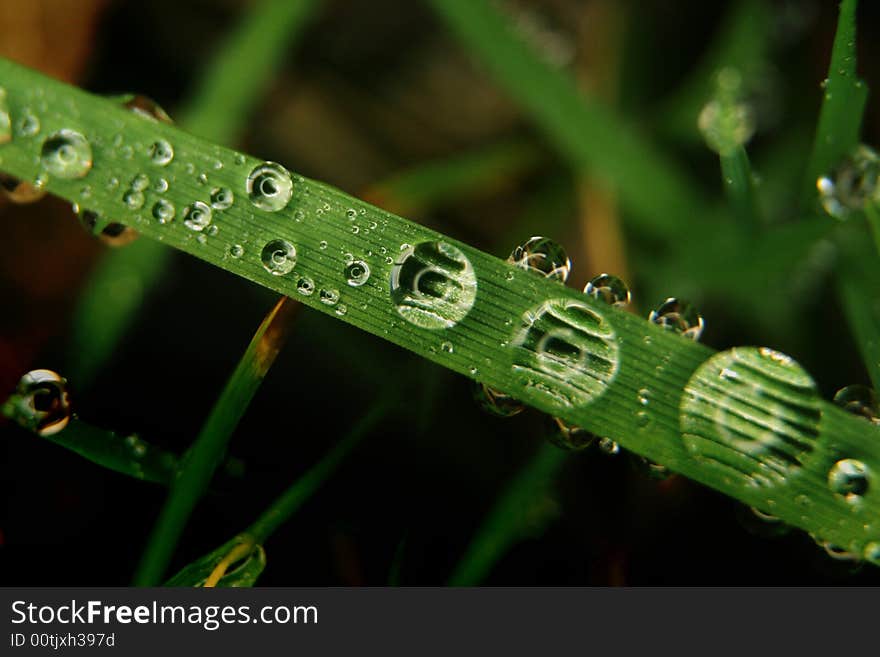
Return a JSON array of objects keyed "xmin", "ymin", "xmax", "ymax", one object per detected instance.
[
  {"xmin": 1, "ymin": 59, "xmax": 879, "ymax": 562},
  {"xmin": 165, "ymin": 536, "xmax": 266, "ymax": 587}
]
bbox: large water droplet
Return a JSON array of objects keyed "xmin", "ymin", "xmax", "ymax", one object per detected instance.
[
  {"xmin": 210, "ymin": 187, "xmax": 234, "ymax": 210},
  {"xmin": 833, "ymin": 384, "xmax": 879, "ymax": 425},
  {"xmin": 8, "ymin": 369, "xmax": 72, "ymax": 436},
  {"xmin": 149, "ymin": 139, "xmax": 174, "ymax": 166},
  {"xmin": 817, "ymin": 145, "xmax": 879, "ymax": 219},
  {"xmin": 0, "ymin": 87, "xmax": 11, "ymax": 144},
  {"xmin": 584, "ymin": 273, "xmax": 631, "ymax": 307},
  {"xmin": 183, "ymin": 201, "xmax": 212, "ymax": 232},
  {"xmin": 649, "ymin": 298, "xmax": 704, "ymax": 340},
  {"xmin": 260, "ymin": 239, "xmax": 296, "ymax": 275},
  {"xmin": 390, "ymin": 241, "xmax": 477, "ymax": 329},
  {"xmin": 508, "ymin": 236, "xmax": 571, "ymax": 283},
  {"xmin": 247, "ymin": 162, "xmax": 293, "ymax": 212},
  {"xmin": 122, "ymin": 95, "xmax": 173, "ymax": 123},
  {"xmin": 40, "ymin": 129, "xmax": 92, "ymax": 179},
  {"xmin": 510, "ymin": 299, "xmax": 619, "ymax": 410},
  {"xmin": 828, "ymin": 458, "xmax": 870, "ymax": 504},
  {"xmin": 679, "ymin": 347, "xmax": 822, "ymax": 488},
  {"xmin": 345, "ymin": 260, "xmax": 371, "ymax": 287}
]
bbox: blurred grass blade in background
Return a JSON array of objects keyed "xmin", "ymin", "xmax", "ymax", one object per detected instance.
[
  {"xmin": 134, "ymin": 297, "xmax": 299, "ymax": 585},
  {"xmin": 68, "ymin": 0, "xmax": 320, "ymax": 386}
]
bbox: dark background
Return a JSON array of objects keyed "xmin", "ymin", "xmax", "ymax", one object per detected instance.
[{"xmin": 2, "ymin": 0, "xmax": 880, "ymax": 585}]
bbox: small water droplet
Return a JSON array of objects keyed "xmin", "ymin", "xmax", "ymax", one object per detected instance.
[
  {"xmin": 123, "ymin": 190, "xmax": 145, "ymax": 209},
  {"xmin": 320, "ymin": 288, "xmax": 340, "ymax": 306},
  {"xmin": 649, "ymin": 298, "xmax": 704, "ymax": 341},
  {"xmin": 474, "ymin": 383, "xmax": 524, "ymax": 417},
  {"xmin": 153, "ymin": 177, "xmax": 169, "ymax": 193},
  {"xmin": 260, "ymin": 239, "xmax": 296, "ymax": 275},
  {"xmin": 833, "ymin": 385, "xmax": 879, "ymax": 424},
  {"xmin": 828, "ymin": 459, "xmax": 870, "ymax": 504},
  {"xmin": 346, "ymin": 208, "xmax": 358, "ymax": 220},
  {"xmin": 637, "ymin": 388, "xmax": 650, "ymax": 406},
  {"xmin": 17, "ymin": 110, "xmax": 40, "ymax": 137},
  {"xmin": 547, "ymin": 416, "xmax": 595, "ymax": 450},
  {"xmin": 296, "ymin": 276, "xmax": 315, "ymax": 296},
  {"xmin": 131, "ymin": 173, "xmax": 150, "ymax": 192},
  {"xmin": 335, "ymin": 304, "xmax": 348, "ymax": 316},
  {"xmin": 229, "ymin": 244, "xmax": 244, "ymax": 258},
  {"xmin": 817, "ymin": 145, "xmax": 879, "ymax": 220},
  {"xmin": 152, "ymin": 199, "xmax": 175, "ymax": 224},
  {"xmin": 319, "ymin": 241, "xmax": 328, "ymax": 250},
  {"xmin": 508, "ymin": 236, "xmax": 571, "ymax": 283},
  {"xmin": 8, "ymin": 369, "xmax": 71, "ymax": 436},
  {"xmin": 584, "ymin": 273, "xmax": 631, "ymax": 307},
  {"xmin": 40, "ymin": 129, "xmax": 93, "ymax": 179},
  {"xmin": 183, "ymin": 201, "xmax": 212, "ymax": 232},
  {"xmin": 864, "ymin": 541, "xmax": 880, "ymax": 566},
  {"xmin": 246, "ymin": 162, "xmax": 293, "ymax": 211},
  {"xmin": 598, "ymin": 437, "xmax": 620, "ymax": 455},
  {"xmin": 148, "ymin": 139, "xmax": 174, "ymax": 166},
  {"xmin": 344, "ymin": 260, "xmax": 371, "ymax": 287},
  {"xmin": 440, "ymin": 341, "xmax": 454, "ymax": 353}
]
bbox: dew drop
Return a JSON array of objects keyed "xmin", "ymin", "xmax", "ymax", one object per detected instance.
[
  {"xmin": 474, "ymin": 383, "xmax": 524, "ymax": 418},
  {"xmin": 390, "ymin": 241, "xmax": 477, "ymax": 329},
  {"xmin": 547, "ymin": 416, "xmax": 596, "ymax": 451},
  {"xmin": 148, "ymin": 139, "xmax": 174, "ymax": 166},
  {"xmin": 152, "ymin": 199, "xmax": 175, "ymax": 224},
  {"xmin": 0, "ymin": 174, "xmax": 45, "ymax": 204},
  {"xmin": 246, "ymin": 161, "xmax": 293, "ymax": 211},
  {"xmin": 122, "ymin": 95, "xmax": 173, "ymax": 123},
  {"xmin": 335, "ymin": 304, "xmax": 348, "ymax": 316},
  {"xmin": 817, "ymin": 145, "xmax": 879, "ymax": 220},
  {"xmin": 153, "ymin": 178, "xmax": 169, "ymax": 193},
  {"xmin": 598, "ymin": 437, "xmax": 620, "ymax": 455},
  {"xmin": 320, "ymin": 288, "xmax": 340, "ymax": 306},
  {"xmin": 296, "ymin": 276, "xmax": 315, "ymax": 296},
  {"xmin": 864, "ymin": 541, "xmax": 880, "ymax": 566},
  {"xmin": 679, "ymin": 347, "xmax": 822, "ymax": 489},
  {"xmin": 649, "ymin": 298, "xmax": 704, "ymax": 341},
  {"xmin": 345, "ymin": 260, "xmax": 371, "ymax": 287},
  {"xmin": 40, "ymin": 129, "xmax": 92, "ymax": 179},
  {"xmin": 440, "ymin": 341, "xmax": 454, "ymax": 353},
  {"xmin": 828, "ymin": 459, "xmax": 870, "ymax": 504},
  {"xmin": 210, "ymin": 187, "xmax": 234, "ymax": 210},
  {"xmin": 18, "ymin": 110, "xmax": 40, "ymax": 137},
  {"xmin": 123, "ymin": 190, "xmax": 145, "ymax": 210},
  {"xmin": 183, "ymin": 201, "xmax": 212, "ymax": 232},
  {"xmin": 229, "ymin": 244, "xmax": 244, "ymax": 258},
  {"xmin": 8, "ymin": 369, "xmax": 71, "ymax": 436},
  {"xmin": 584, "ymin": 273, "xmax": 631, "ymax": 307},
  {"xmin": 833, "ymin": 384, "xmax": 879, "ymax": 424},
  {"xmin": 508, "ymin": 236, "xmax": 571, "ymax": 283},
  {"xmin": 319, "ymin": 240, "xmax": 328, "ymax": 250},
  {"xmin": 130, "ymin": 173, "xmax": 150, "ymax": 192},
  {"xmin": 260, "ymin": 239, "xmax": 296, "ymax": 276},
  {"xmin": 77, "ymin": 209, "xmax": 138, "ymax": 247}
]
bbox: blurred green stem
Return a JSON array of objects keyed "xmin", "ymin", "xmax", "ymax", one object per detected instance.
[
  {"xmin": 864, "ymin": 203, "xmax": 880, "ymax": 255},
  {"xmin": 720, "ymin": 146, "xmax": 758, "ymax": 229}
]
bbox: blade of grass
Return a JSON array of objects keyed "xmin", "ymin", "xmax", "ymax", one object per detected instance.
[
  {"xmin": 802, "ymin": 0, "xmax": 868, "ymax": 205},
  {"xmin": 427, "ymin": 0, "xmax": 712, "ymax": 236},
  {"xmin": 165, "ymin": 401, "xmax": 388, "ymax": 586},
  {"xmin": 449, "ymin": 444, "xmax": 566, "ymax": 585},
  {"xmin": 839, "ymin": 238, "xmax": 880, "ymax": 390},
  {"xmin": 720, "ymin": 145, "xmax": 759, "ymax": 229},
  {"xmin": 133, "ymin": 297, "xmax": 299, "ymax": 585},
  {"xmin": 2, "ymin": 59, "xmax": 879, "ymax": 556},
  {"xmin": 68, "ymin": 0, "xmax": 319, "ymax": 387}
]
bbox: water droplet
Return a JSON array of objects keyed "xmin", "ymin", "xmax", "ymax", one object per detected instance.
[
  {"xmin": 234, "ymin": 154, "xmax": 245, "ymax": 166},
  {"xmin": 335, "ymin": 304, "xmax": 348, "ymax": 316},
  {"xmin": 319, "ymin": 240, "xmax": 328, "ymax": 250},
  {"xmin": 260, "ymin": 239, "xmax": 296, "ymax": 276},
  {"xmin": 8, "ymin": 369, "xmax": 71, "ymax": 436},
  {"xmin": 152, "ymin": 199, "xmax": 175, "ymax": 224},
  {"xmin": 123, "ymin": 190, "xmax": 145, "ymax": 209},
  {"xmin": 0, "ymin": 87, "xmax": 11, "ymax": 144},
  {"xmin": 17, "ymin": 110, "xmax": 40, "ymax": 137},
  {"xmin": 598, "ymin": 437, "xmax": 620, "ymax": 455},
  {"xmin": 474, "ymin": 383, "xmax": 524, "ymax": 417},
  {"xmin": 584, "ymin": 273, "xmax": 631, "ymax": 307},
  {"xmin": 131, "ymin": 173, "xmax": 149, "ymax": 192},
  {"xmin": 210, "ymin": 187, "xmax": 234, "ymax": 210},
  {"xmin": 320, "ymin": 288, "xmax": 340, "ymax": 306},
  {"xmin": 153, "ymin": 178, "xmax": 169, "ymax": 193},
  {"xmin": 510, "ymin": 299, "xmax": 619, "ymax": 409},
  {"xmin": 649, "ymin": 298, "xmax": 704, "ymax": 341},
  {"xmin": 346, "ymin": 208, "xmax": 358, "ymax": 220},
  {"xmin": 183, "ymin": 201, "xmax": 212, "ymax": 232},
  {"xmin": 828, "ymin": 459, "xmax": 870, "ymax": 504},
  {"xmin": 148, "ymin": 139, "xmax": 174, "ymax": 166},
  {"xmin": 122, "ymin": 95, "xmax": 172, "ymax": 123},
  {"xmin": 440, "ymin": 341, "xmax": 454, "ymax": 353},
  {"xmin": 390, "ymin": 241, "xmax": 477, "ymax": 329},
  {"xmin": 246, "ymin": 161, "xmax": 293, "ymax": 211},
  {"xmin": 40, "ymin": 129, "xmax": 92, "ymax": 179},
  {"xmin": 637, "ymin": 388, "xmax": 650, "ymax": 406},
  {"xmin": 77, "ymin": 209, "xmax": 138, "ymax": 247},
  {"xmin": 817, "ymin": 145, "xmax": 880, "ymax": 220},
  {"xmin": 547, "ymin": 416, "xmax": 596, "ymax": 450},
  {"xmin": 344, "ymin": 260, "xmax": 371, "ymax": 287},
  {"xmin": 296, "ymin": 276, "xmax": 315, "ymax": 296},
  {"xmin": 0, "ymin": 174, "xmax": 45, "ymax": 204},
  {"xmin": 125, "ymin": 434, "xmax": 147, "ymax": 458},
  {"xmin": 864, "ymin": 541, "xmax": 880, "ymax": 565},
  {"xmin": 508, "ymin": 236, "xmax": 571, "ymax": 283},
  {"xmin": 833, "ymin": 385, "xmax": 879, "ymax": 424},
  {"xmin": 229, "ymin": 244, "xmax": 244, "ymax": 258},
  {"xmin": 206, "ymin": 225, "xmax": 219, "ymax": 237},
  {"xmin": 679, "ymin": 347, "xmax": 822, "ymax": 489}
]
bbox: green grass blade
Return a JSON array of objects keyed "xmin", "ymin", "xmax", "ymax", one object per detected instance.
[
  {"xmin": 179, "ymin": 0, "xmax": 320, "ymax": 143},
  {"xmin": 2, "ymin": 59, "xmax": 880, "ymax": 559},
  {"xmin": 133, "ymin": 297, "xmax": 299, "ymax": 585},
  {"xmin": 427, "ymin": 0, "xmax": 711, "ymax": 235},
  {"xmin": 720, "ymin": 145, "xmax": 759, "ymax": 229},
  {"xmin": 68, "ymin": 0, "xmax": 318, "ymax": 387},
  {"xmin": 839, "ymin": 246, "xmax": 880, "ymax": 391},
  {"xmin": 164, "ymin": 536, "xmax": 266, "ymax": 587},
  {"xmin": 448, "ymin": 444, "xmax": 566, "ymax": 586},
  {"xmin": 0, "ymin": 412, "xmax": 177, "ymax": 484},
  {"xmin": 802, "ymin": 0, "xmax": 868, "ymax": 204}
]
